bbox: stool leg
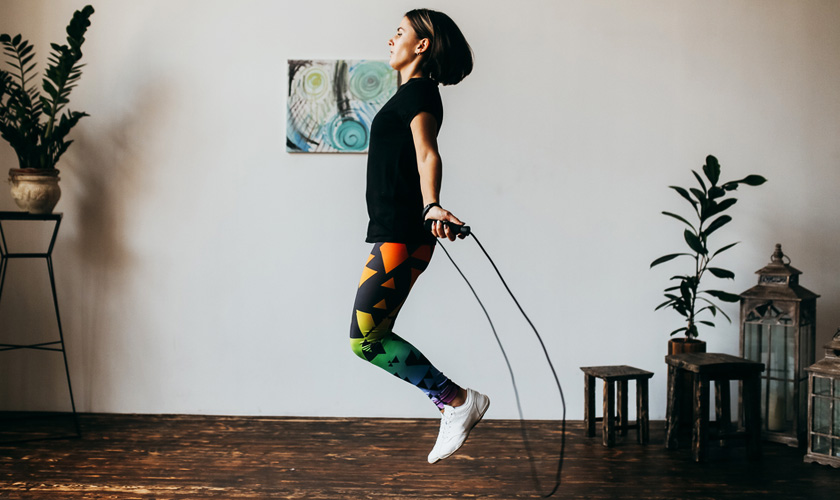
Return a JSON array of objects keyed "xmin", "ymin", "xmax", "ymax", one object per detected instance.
[
  {"xmin": 584, "ymin": 374, "xmax": 596, "ymax": 437},
  {"xmin": 617, "ymin": 380, "xmax": 629, "ymax": 436},
  {"xmin": 603, "ymin": 379, "xmax": 615, "ymax": 447},
  {"xmin": 637, "ymin": 378, "xmax": 649, "ymax": 444},
  {"xmin": 665, "ymin": 365, "xmax": 679, "ymax": 450},
  {"xmin": 693, "ymin": 374, "xmax": 709, "ymax": 462},
  {"xmin": 744, "ymin": 374, "xmax": 762, "ymax": 460},
  {"xmin": 715, "ymin": 380, "xmax": 731, "ymax": 447}
]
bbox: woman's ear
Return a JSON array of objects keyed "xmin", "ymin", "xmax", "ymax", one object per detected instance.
[{"xmin": 415, "ymin": 38, "xmax": 430, "ymax": 55}]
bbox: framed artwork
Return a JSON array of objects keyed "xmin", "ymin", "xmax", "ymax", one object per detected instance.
[{"xmin": 287, "ymin": 59, "xmax": 397, "ymax": 153}]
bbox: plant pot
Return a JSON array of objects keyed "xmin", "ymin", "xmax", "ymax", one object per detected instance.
[
  {"xmin": 8, "ymin": 168, "xmax": 61, "ymax": 214},
  {"xmin": 668, "ymin": 337, "xmax": 707, "ymax": 431},
  {"xmin": 668, "ymin": 337, "xmax": 707, "ymax": 356}
]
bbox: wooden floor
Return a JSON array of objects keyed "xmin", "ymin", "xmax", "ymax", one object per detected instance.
[{"xmin": 0, "ymin": 413, "xmax": 837, "ymax": 499}]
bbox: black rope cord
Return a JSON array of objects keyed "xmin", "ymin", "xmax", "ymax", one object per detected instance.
[{"xmin": 436, "ymin": 232, "xmax": 566, "ymax": 498}]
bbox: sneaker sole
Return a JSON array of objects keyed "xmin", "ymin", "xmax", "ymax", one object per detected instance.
[{"xmin": 429, "ymin": 393, "xmax": 491, "ymax": 464}]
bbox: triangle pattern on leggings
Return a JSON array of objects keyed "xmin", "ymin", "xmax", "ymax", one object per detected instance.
[{"xmin": 380, "ymin": 243, "xmax": 409, "ymax": 273}]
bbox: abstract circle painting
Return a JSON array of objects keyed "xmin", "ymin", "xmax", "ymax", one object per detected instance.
[{"xmin": 287, "ymin": 60, "xmax": 397, "ymax": 153}]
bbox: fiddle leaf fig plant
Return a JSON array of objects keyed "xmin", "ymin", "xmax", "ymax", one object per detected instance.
[
  {"xmin": 0, "ymin": 5, "xmax": 94, "ymax": 170},
  {"xmin": 651, "ymin": 155, "xmax": 766, "ymax": 338}
]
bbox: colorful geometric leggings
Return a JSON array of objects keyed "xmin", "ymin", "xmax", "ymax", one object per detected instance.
[{"xmin": 350, "ymin": 242, "xmax": 461, "ymax": 410}]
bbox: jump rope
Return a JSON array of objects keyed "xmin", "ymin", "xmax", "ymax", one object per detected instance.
[{"xmin": 424, "ymin": 219, "xmax": 566, "ymax": 498}]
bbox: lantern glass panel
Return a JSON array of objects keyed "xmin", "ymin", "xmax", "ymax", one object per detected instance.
[
  {"xmin": 815, "ymin": 376, "xmax": 831, "ymax": 395},
  {"xmin": 768, "ymin": 379, "xmax": 789, "ymax": 431},
  {"xmin": 834, "ymin": 439, "xmax": 840, "ymax": 457},
  {"xmin": 745, "ymin": 322, "xmax": 761, "ymax": 362},
  {"xmin": 785, "ymin": 326, "xmax": 795, "ymax": 379},
  {"xmin": 813, "ymin": 395, "xmax": 830, "ymax": 434},
  {"xmin": 768, "ymin": 325, "xmax": 794, "ymax": 380},
  {"xmin": 813, "ymin": 434, "xmax": 830, "ymax": 454},
  {"xmin": 834, "ymin": 399, "xmax": 840, "ymax": 436}
]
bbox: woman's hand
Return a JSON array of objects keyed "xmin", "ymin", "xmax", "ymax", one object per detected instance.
[{"xmin": 424, "ymin": 205, "xmax": 466, "ymax": 241}]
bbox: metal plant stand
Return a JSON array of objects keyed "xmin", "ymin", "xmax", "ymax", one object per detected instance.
[{"xmin": 0, "ymin": 211, "xmax": 79, "ymax": 440}]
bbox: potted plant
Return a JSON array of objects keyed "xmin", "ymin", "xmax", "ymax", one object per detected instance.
[
  {"xmin": 651, "ymin": 155, "xmax": 767, "ymax": 355},
  {"xmin": 0, "ymin": 5, "xmax": 94, "ymax": 213}
]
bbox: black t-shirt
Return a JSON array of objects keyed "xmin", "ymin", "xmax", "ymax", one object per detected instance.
[{"xmin": 365, "ymin": 77, "xmax": 443, "ymax": 243}]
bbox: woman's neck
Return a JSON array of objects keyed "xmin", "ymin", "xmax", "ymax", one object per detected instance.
[{"xmin": 399, "ymin": 64, "xmax": 424, "ymax": 85}]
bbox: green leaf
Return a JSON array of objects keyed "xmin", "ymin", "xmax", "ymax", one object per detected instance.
[
  {"xmin": 705, "ymin": 197, "xmax": 737, "ymax": 219},
  {"xmin": 650, "ymin": 253, "xmax": 690, "ymax": 268},
  {"xmin": 662, "ymin": 211, "xmax": 695, "ymax": 230},
  {"xmin": 690, "ymin": 188, "xmax": 706, "ymax": 204},
  {"xmin": 698, "ymin": 298, "xmax": 732, "ymax": 322},
  {"xmin": 670, "ymin": 327, "xmax": 688, "ymax": 337},
  {"xmin": 698, "ymin": 320, "xmax": 716, "ymax": 327},
  {"xmin": 708, "ymin": 186, "xmax": 725, "ymax": 199},
  {"xmin": 707, "ymin": 267, "xmax": 735, "ymax": 279},
  {"xmin": 704, "ymin": 155, "xmax": 721, "ymax": 185},
  {"xmin": 736, "ymin": 175, "xmax": 767, "ymax": 186},
  {"xmin": 655, "ymin": 299, "xmax": 675, "ymax": 311},
  {"xmin": 703, "ymin": 290, "xmax": 741, "ymax": 302},
  {"xmin": 712, "ymin": 241, "xmax": 739, "ymax": 257},
  {"xmin": 687, "ymin": 324, "xmax": 699, "ymax": 338},
  {"xmin": 680, "ymin": 280, "xmax": 692, "ymax": 305},
  {"xmin": 703, "ymin": 215, "xmax": 732, "ymax": 237},
  {"xmin": 669, "ymin": 186, "xmax": 697, "ymax": 208},
  {"xmin": 692, "ymin": 170, "xmax": 707, "ymax": 192},
  {"xmin": 696, "ymin": 304, "xmax": 717, "ymax": 316},
  {"xmin": 684, "ymin": 229, "xmax": 706, "ymax": 255}
]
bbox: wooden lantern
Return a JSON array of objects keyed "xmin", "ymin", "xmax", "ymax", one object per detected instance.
[
  {"xmin": 739, "ymin": 244, "xmax": 819, "ymax": 447},
  {"xmin": 804, "ymin": 329, "xmax": 840, "ymax": 467}
]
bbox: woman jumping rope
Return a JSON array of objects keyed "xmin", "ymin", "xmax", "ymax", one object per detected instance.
[{"xmin": 349, "ymin": 8, "xmax": 490, "ymax": 464}]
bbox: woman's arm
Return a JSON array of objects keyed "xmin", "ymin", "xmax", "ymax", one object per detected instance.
[{"xmin": 411, "ymin": 111, "xmax": 465, "ymax": 241}]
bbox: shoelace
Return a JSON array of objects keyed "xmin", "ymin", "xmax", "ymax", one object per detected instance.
[{"xmin": 439, "ymin": 408, "xmax": 457, "ymax": 440}]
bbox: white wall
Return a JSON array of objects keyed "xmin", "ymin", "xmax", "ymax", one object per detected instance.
[{"xmin": 0, "ymin": 0, "xmax": 838, "ymax": 420}]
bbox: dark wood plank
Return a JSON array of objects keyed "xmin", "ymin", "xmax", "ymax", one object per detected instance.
[
  {"xmin": 584, "ymin": 374, "xmax": 595, "ymax": 437},
  {"xmin": 0, "ymin": 413, "xmax": 837, "ymax": 499},
  {"xmin": 716, "ymin": 379, "xmax": 732, "ymax": 447},
  {"xmin": 692, "ymin": 374, "xmax": 710, "ymax": 462},
  {"xmin": 666, "ymin": 364, "xmax": 679, "ymax": 450},
  {"xmin": 637, "ymin": 378, "xmax": 649, "ymax": 444},
  {"xmin": 580, "ymin": 365, "xmax": 654, "ymax": 381},
  {"xmin": 617, "ymin": 380, "xmax": 628, "ymax": 436},
  {"xmin": 603, "ymin": 378, "xmax": 615, "ymax": 447}
]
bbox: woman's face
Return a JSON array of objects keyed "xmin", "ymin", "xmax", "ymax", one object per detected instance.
[{"xmin": 389, "ymin": 17, "xmax": 424, "ymax": 71}]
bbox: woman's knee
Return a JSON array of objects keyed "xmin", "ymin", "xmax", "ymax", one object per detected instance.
[{"xmin": 350, "ymin": 337, "xmax": 367, "ymax": 360}]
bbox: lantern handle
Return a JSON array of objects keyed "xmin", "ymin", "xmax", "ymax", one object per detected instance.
[{"xmin": 771, "ymin": 244, "xmax": 791, "ymax": 265}]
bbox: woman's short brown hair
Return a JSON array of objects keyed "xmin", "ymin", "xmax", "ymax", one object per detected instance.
[{"xmin": 404, "ymin": 9, "xmax": 473, "ymax": 86}]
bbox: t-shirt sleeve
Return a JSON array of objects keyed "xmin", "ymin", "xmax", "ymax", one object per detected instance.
[{"xmin": 397, "ymin": 81, "xmax": 443, "ymax": 128}]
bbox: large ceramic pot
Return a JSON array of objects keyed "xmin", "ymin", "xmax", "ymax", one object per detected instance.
[{"xmin": 8, "ymin": 168, "xmax": 61, "ymax": 214}]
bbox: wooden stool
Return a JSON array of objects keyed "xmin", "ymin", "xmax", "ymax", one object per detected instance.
[
  {"xmin": 665, "ymin": 352, "xmax": 764, "ymax": 462},
  {"xmin": 581, "ymin": 365, "xmax": 653, "ymax": 447}
]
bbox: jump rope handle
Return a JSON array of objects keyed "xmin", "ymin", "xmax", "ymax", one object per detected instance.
[{"xmin": 423, "ymin": 219, "xmax": 471, "ymax": 236}]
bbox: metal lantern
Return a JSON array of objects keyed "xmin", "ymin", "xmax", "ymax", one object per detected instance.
[
  {"xmin": 804, "ymin": 329, "xmax": 840, "ymax": 467},
  {"xmin": 739, "ymin": 244, "xmax": 819, "ymax": 446}
]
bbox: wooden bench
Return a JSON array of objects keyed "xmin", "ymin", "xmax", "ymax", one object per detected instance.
[
  {"xmin": 664, "ymin": 352, "xmax": 764, "ymax": 462},
  {"xmin": 581, "ymin": 365, "xmax": 654, "ymax": 447}
]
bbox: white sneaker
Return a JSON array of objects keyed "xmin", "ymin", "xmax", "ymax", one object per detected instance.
[{"xmin": 427, "ymin": 388, "xmax": 490, "ymax": 464}]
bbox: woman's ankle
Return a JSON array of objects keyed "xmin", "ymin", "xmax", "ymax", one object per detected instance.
[{"xmin": 449, "ymin": 387, "xmax": 468, "ymax": 407}]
